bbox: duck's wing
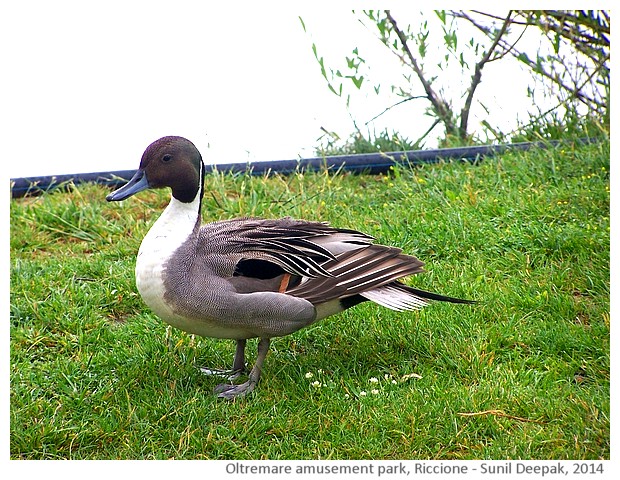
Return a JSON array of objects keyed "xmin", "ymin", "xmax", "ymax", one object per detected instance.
[
  {"xmin": 286, "ymin": 245, "xmax": 426, "ymax": 309},
  {"xmin": 197, "ymin": 217, "xmax": 473, "ymax": 311},
  {"xmin": 199, "ymin": 218, "xmax": 430, "ymax": 309},
  {"xmin": 198, "ymin": 217, "xmax": 373, "ymax": 278}
]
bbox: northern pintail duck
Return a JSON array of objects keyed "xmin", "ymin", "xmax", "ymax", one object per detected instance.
[{"xmin": 107, "ymin": 136, "xmax": 473, "ymax": 399}]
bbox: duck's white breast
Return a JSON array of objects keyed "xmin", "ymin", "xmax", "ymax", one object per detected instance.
[{"xmin": 135, "ymin": 194, "xmax": 200, "ymax": 328}]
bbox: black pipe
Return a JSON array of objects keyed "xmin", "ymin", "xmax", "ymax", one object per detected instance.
[{"xmin": 9, "ymin": 139, "xmax": 591, "ymax": 198}]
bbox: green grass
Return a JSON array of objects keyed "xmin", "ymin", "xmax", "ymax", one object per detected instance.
[{"xmin": 10, "ymin": 139, "xmax": 609, "ymax": 459}]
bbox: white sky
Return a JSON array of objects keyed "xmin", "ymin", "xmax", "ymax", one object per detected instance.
[{"xmin": 5, "ymin": 3, "xmax": 549, "ymax": 178}]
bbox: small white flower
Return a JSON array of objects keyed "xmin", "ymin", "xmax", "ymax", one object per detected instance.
[
  {"xmin": 345, "ymin": 393, "xmax": 350, "ymax": 399},
  {"xmin": 312, "ymin": 380, "xmax": 321, "ymax": 387},
  {"xmin": 391, "ymin": 380, "xmax": 397, "ymax": 385},
  {"xmin": 384, "ymin": 374, "xmax": 391, "ymax": 380},
  {"xmin": 371, "ymin": 389, "xmax": 380, "ymax": 395},
  {"xmin": 359, "ymin": 391, "xmax": 367, "ymax": 396},
  {"xmin": 369, "ymin": 377, "xmax": 379, "ymax": 383},
  {"xmin": 305, "ymin": 372, "xmax": 313, "ymax": 379}
]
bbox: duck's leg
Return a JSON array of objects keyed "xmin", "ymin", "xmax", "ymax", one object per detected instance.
[
  {"xmin": 199, "ymin": 339, "xmax": 247, "ymax": 380},
  {"xmin": 231, "ymin": 339, "xmax": 247, "ymax": 372},
  {"xmin": 215, "ymin": 338, "xmax": 271, "ymax": 400}
]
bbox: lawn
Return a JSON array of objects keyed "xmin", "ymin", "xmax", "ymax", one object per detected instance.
[{"xmin": 10, "ymin": 138, "xmax": 609, "ymax": 459}]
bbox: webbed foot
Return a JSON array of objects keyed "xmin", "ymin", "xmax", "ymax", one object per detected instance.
[
  {"xmin": 214, "ymin": 379, "xmax": 257, "ymax": 399},
  {"xmin": 213, "ymin": 338, "xmax": 270, "ymax": 401}
]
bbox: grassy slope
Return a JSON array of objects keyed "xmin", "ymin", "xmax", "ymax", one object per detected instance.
[{"xmin": 10, "ymin": 140, "xmax": 609, "ymax": 459}]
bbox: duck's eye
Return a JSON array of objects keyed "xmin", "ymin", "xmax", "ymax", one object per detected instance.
[{"xmin": 162, "ymin": 154, "xmax": 173, "ymax": 163}]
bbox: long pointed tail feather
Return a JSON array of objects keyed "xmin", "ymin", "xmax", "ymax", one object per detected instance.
[{"xmin": 397, "ymin": 283, "xmax": 476, "ymax": 304}]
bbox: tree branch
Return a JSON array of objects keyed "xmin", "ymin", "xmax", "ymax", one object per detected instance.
[
  {"xmin": 459, "ymin": 11, "xmax": 513, "ymax": 138},
  {"xmin": 458, "ymin": 11, "xmax": 607, "ymax": 112},
  {"xmin": 365, "ymin": 95, "xmax": 426, "ymax": 125},
  {"xmin": 384, "ymin": 10, "xmax": 456, "ymax": 136}
]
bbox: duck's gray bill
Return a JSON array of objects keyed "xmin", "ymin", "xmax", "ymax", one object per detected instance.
[{"xmin": 106, "ymin": 169, "xmax": 150, "ymax": 201}]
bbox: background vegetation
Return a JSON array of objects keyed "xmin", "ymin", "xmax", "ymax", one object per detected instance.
[{"xmin": 306, "ymin": 10, "xmax": 609, "ymax": 151}]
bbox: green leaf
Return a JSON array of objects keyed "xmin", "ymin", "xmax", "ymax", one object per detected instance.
[
  {"xmin": 377, "ymin": 19, "xmax": 385, "ymax": 36},
  {"xmin": 459, "ymin": 52, "xmax": 467, "ymax": 69},
  {"xmin": 517, "ymin": 52, "xmax": 531, "ymax": 64},
  {"xmin": 311, "ymin": 43, "xmax": 318, "ymax": 60},
  {"xmin": 351, "ymin": 75, "xmax": 364, "ymax": 89},
  {"xmin": 534, "ymin": 55, "xmax": 544, "ymax": 74},
  {"xmin": 443, "ymin": 30, "xmax": 457, "ymax": 51},
  {"xmin": 418, "ymin": 34, "xmax": 427, "ymax": 58}
]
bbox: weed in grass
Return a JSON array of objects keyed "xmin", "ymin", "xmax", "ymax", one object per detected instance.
[{"xmin": 10, "ymin": 140, "xmax": 609, "ymax": 459}]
